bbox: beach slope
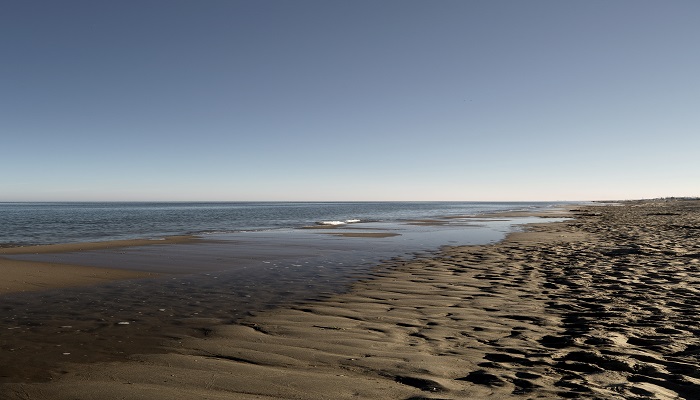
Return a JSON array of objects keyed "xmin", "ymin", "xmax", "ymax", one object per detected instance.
[{"xmin": 3, "ymin": 200, "xmax": 700, "ymax": 399}]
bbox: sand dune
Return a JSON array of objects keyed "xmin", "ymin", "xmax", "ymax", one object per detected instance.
[{"xmin": 3, "ymin": 200, "xmax": 699, "ymax": 399}]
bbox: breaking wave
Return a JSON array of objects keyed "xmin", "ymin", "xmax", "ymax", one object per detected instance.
[{"xmin": 316, "ymin": 219, "xmax": 361, "ymax": 226}]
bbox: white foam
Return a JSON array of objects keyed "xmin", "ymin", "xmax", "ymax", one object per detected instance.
[{"xmin": 316, "ymin": 219, "xmax": 361, "ymax": 226}]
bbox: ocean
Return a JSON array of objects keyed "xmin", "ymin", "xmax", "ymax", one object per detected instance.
[{"xmin": 0, "ymin": 201, "xmax": 561, "ymax": 247}]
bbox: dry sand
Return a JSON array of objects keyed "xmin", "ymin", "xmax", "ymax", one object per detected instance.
[{"xmin": 3, "ymin": 200, "xmax": 700, "ymax": 399}]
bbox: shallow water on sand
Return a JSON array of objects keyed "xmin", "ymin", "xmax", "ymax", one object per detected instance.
[{"xmin": 0, "ymin": 217, "xmax": 564, "ymax": 383}]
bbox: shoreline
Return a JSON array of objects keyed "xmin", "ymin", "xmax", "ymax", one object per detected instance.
[
  {"xmin": 4, "ymin": 200, "xmax": 700, "ymax": 398},
  {"xmin": 0, "ymin": 208, "xmax": 565, "ymax": 295},
  {"xmin": 0, "ymin": 201, "xmax": 565, "ymax": 251},
  {"xmin": 0, "ymin": 209, "xmax": 567, "ymax": 385}
]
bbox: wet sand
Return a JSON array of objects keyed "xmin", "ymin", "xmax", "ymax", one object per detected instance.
[
  {"xmin": 0, "ymin": 235, "xmax": 198, "ymax": 255},
  {"xmin": 0, "ymin": 217, "xmax": 540, "ymax": 385},
  {"xmin": 3, "ymin": 200, "xmax": 700, "ymax": 399},
  {"xmin": 0, "ymin": 258, "xmax": 156, "ymax": 295},
  {"xmin": 0, "ymin": 236, "xmax": 196, "ymax": 294},
  {"xmin": 322, "ymin": 232, "xmax": 401, "ymax": 238}
]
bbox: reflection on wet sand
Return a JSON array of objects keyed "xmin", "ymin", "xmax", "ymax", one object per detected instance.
[{"xmin": 0, "ymin": 217, "xmax": 562, "ymax": 383}]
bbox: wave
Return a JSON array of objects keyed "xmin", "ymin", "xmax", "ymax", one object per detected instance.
[{"xmin": 316, "ymin": 219, "xmax": 361, "ymax": 226}]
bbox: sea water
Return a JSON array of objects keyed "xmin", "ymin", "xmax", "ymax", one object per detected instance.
[{"xmin": 0, "ymin": 201, "xmax": 561, "ymax": 247}]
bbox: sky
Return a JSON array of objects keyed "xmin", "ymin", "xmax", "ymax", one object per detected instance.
[{"xmin": 1, "ymin": 0, "xmax": 699, "ymax": 201}]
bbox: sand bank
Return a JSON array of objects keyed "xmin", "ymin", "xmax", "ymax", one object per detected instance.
[
  {"xmin": 3, "ymin": 200, "xmax": 700, "ymax": 399},
  {"xmin": 0, "ymin": 235, "xmax": 198, "ymax": 255},
  {"xmin": 0, "ymin": 258, "xmax": 156, "ymax": 295},
  {"xmin": 322, "ymin": 232, "xmax": 401, "ymax": 238},
  {"xmin": 0, "ymin": 236, "xmax": 197, "ymax": 294}
]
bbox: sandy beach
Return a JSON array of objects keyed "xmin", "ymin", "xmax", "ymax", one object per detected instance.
[{"xmin": 2, "ymin": 200, "xmax": 699, "ymax": 399}]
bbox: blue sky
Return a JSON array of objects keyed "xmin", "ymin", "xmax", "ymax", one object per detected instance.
[{"xmin": 2, "ymin": 0, "xmax": 698, "ymax": 201}]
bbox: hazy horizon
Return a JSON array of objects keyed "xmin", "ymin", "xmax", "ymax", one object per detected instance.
[{"xmin": 3, "ymin": 1, "xmax": 699, "ymax": 202}]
